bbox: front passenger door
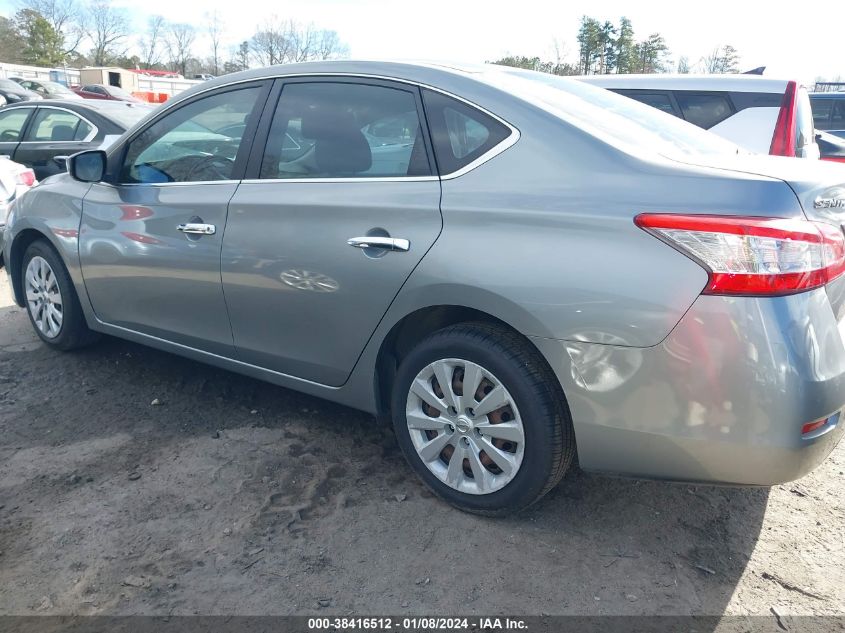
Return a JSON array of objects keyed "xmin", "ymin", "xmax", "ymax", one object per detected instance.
[{"xmin": 79, "ymin": 82, "xmax": 269, "ymax": 355}]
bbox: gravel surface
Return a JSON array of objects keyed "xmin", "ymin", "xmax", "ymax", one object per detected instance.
[{"xmin": 0, "ymin": 273, "xmax": 843, "ymax": 618}]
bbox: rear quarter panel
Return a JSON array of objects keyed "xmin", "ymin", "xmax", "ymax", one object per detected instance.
[{"xmin": 385, "ymin": 101, "xmax": 804, "ymax": 348}]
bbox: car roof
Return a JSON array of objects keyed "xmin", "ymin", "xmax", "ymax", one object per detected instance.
[
  {"xmin": 576, "ymin": 73, "xmax": 792, "ymax": 93},
  {"xmin": 7, "ymin": 99, "xmax": 153, "ymax": 112},
  {"xmin": 164, "ymin": 60, "xmax": 504, "ymax": 103}
]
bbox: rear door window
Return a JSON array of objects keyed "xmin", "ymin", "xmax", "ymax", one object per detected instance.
[
  {"xmin": 673, "ymin": 92, "xmax": 735, "ymax": 129},
  {"xmin": 260, "ymin": 81, "xmax": 431, "ymax": 179},
  {"xmin": 422, "ymin": 89, "xmax": 511, "ymax": 175},
  {"xmin": 25, "ymin": 109, "xmax": 93, "ymax": 142},
  {"xmin": 0, "ymin": 108, "xmax": 31, "ymax": 142}
]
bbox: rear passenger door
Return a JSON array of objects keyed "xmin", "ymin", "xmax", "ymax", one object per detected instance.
[
  {"xmin": 15, "ymin": 107, "xmax": 97, "ymax": 180},
  {"xmin": 221, "ymin": 78, "xmax": 442, "ymax": 386}
]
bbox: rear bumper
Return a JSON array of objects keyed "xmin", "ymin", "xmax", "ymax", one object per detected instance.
[{"xmin": 533, "ymin": 287, "xmax": 845, "ymax": 485}]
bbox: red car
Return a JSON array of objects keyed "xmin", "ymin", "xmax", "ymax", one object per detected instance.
[{"xmin": 71, "ymin": 84, "xmax": 144, "ymax": 103}]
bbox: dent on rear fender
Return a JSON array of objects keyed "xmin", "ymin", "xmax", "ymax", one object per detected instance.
[{"xmin": 558, "ymin": 290, "xmax": 845, "ymax": 445}]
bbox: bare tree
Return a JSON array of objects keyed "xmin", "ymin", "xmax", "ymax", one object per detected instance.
[
  {"xmin": 251, "ymin": 18, "xmax": 346, "ymax": 66},
  {"xmin": 139, "ymin": 14, "xmax": 165, "ymax": 69},
  {"xmin": 86, "ymin": 0, "xmax": 129, "ymax": 66},
  {"xmin": 250, "ymin": 16, "xmax": 291, "ymax": 66},
  {"xmin": 166, "ymin": 22, "xmax": 196, "ymax": 76},
  {"xmin": 315, "ymin": 28, "xmax": 346, "ymax": 60},
  {"xmin": 206, "ymin": 10, "xmax": 224, "ymax": 76},
  {"xmin": 701, "ymin": 45, "xmax": 740, "ymax": 74},
  {"xmin": 20, "ymin": 0, "xmax": 84, "ymax": 56}
]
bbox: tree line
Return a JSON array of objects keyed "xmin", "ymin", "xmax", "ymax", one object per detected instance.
[
  {"xmin": 491, "ymin": 15, "xmax": 741, "ymax": 76},
  {"xmin": 0, "ymin": 0, "xmax": 348, "ymax": 77}
]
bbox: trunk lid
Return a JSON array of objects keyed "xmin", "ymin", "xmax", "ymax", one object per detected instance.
[{"xmin": 671, "ymin": 153, "xmax": 845, "ymax": 223}]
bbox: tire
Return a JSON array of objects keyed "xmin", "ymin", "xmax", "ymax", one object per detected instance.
[
  {"xmin": 21, "ymin": 239, "xmax": 98, "ymax": 351},
  {"xmin": 391, "ymin": 322, "xmax": 575, "ymax": 516}
]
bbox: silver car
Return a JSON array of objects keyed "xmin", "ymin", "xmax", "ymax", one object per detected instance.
[{"xmin": 4, "ymin": 62, "xmax": 845, "ymax": 515}]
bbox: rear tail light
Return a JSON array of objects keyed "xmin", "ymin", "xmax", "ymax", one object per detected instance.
[
  {"xmin": 769, "ymin": 80, "xmax": 798, "ymax": 157},
  {"xmin": 635, "ymin": 213, "xmax": 845, "ymax": 296},
  {"xmin": 15, "ymin": 169, "xmax": 35, "ymax": 187}
]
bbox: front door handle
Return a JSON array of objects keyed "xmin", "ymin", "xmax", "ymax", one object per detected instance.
[
  {"xmin": 347, "ymin": 236, "xmax": 410, "ymax": 252},
  {"xmin": 177, "ymin": 223, "xmax": 216, "ymax": 235}
]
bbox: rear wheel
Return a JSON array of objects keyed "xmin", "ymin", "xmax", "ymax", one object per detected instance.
[
  {"xmin": 22, "ymin": 240, "xmax": 98, "ymax": 350},
  {"xmin": 391, "ymin": 322, "xmax": 575, "ymax": 515}
]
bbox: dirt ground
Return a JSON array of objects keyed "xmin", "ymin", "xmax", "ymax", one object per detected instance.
[{"xmin": 0, "ymin": 272, "xmax": 843, "ymax": 620}]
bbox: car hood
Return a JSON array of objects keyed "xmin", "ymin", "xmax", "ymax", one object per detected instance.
[{"xmin": 671, "ymin": 153, "xmax": 845, "ymax": 224}]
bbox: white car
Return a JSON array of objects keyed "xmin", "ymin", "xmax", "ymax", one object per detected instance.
[
  {"xmin": 577, "ymin": 74, "xmax": 819, "ymax": 159},
  {"xmin": 0, "ymin": 158, "xmax": 36, "ymax": 264}
]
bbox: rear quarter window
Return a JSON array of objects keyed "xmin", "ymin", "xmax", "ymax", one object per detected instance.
[
  {"xmin": 673, "ymin": 92, "xmax": 735, "ymax": 129},
  {"xmin": 422, "ymin": 89, "xmax": 512, "ymax": 175}
]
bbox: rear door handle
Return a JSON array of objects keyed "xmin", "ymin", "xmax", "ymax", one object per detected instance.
[
  {"xmin": 177, "ymin": 223, "xmax": 216, "ymax": 235},
  {"xmin": 347, "ymin": 236, "xmax": 410, "ymax": 252}
]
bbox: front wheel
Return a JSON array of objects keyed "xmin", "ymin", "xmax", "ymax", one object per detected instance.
[
  {"xmin": 391, "ymin": 323, "xmax": 575, "ymax": 516},
  {"xmin": 22, "ymin": 240, "xmax": 98, "ymax": 350}
]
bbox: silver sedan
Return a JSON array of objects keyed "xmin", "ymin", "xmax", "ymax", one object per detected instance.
[{"xmin": 4, "ymin": 61, "xmax": 845, "ymax": 514}]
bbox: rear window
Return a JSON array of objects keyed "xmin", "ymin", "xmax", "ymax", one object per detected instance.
[
  {"xmin": 489, "ymin": 69, "xmax": 740, "ymax": 158},
  {"xmin": 833, "ymin": 100, "xmax": 845, "ymax": 128},
  {"xmin": 620, "ymin": 91, "xmax": 676, "ymax": 115},
  {"xmin": 811, "ymin": 99, "xmax": 833, "ymax": 127},
  {"xmin": 674, "ymin": 93, "xmax": 734, "ymax": 129}
]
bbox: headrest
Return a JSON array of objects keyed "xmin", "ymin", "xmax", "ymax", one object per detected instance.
[{"xmin": 51, "ymin": 125, "xmax": 75, "ymax": 141}]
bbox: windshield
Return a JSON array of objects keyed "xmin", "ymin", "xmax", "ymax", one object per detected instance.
[{"xmin": 485, "ymin": 68, "xmax": 741, "ymax": 159}]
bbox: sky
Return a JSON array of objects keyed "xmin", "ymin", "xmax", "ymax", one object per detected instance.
[{"xmin": 1, "ymin": 0, "xmax": 843, "ymax": 83}]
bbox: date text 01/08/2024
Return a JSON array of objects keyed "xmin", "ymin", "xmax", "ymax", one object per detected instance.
[{"xmin": 307, "ymin": 617, "xmax": 528, "ymax": 631}]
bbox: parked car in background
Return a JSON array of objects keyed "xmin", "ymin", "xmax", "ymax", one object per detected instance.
[
  {"xmin": 810, "ymin": 92, "xmax": 845, "ymax": 139},
  {"xmin": 0, "ymin": 79, "xmax": 42, "ymax": 106},
  {"xmin": 71, "ymin": 84, "xmax": 144, "ymax": 103},
  {"xmin": 0, "ymin": 100, "xmax": 153, "ymax": 180},
  {"xmin": 9, "ymin": 78, "xmax": 82, "ymax": 101},
  {"xmin": 577, "ymin": 74, "xmax": 819, "ymax": 159},
  {"xmin": 4, "ymin": 62, "xmax": 844, "ymax": 515},
  {"xmin": 0, "ymin": 157, "xmax": 36, "ymax": 263}
]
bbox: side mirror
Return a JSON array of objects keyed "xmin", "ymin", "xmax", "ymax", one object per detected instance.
[
  {"xmin": 68, "ymin": 150, "xmax": 106, "ymax": 182},
  {"xmin": 53, "ymin": 155, "xmax": 68, "ymax": 170}
]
